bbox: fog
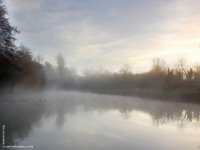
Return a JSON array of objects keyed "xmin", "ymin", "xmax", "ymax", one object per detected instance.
[
  {"xmin": 2, "ymin": 49, "xmax": 200, "ymax": 102},
  {"xmin": 2, "ymin": 1, "xmax": 200, "ymax": 149},
  {"xmin": 1, "ymin": 0, "xmax": 200, "ymax": 98}
]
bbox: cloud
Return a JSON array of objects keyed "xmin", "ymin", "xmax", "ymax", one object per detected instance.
[
  {"xmin": 5, "ymin": 0, "xmax": 200, "ymax": 72},
  {"xmin": 6, "ymin": 0, "xmax": 41, "ymax": 12}
]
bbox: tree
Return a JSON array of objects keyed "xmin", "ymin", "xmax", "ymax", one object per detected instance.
[
  {"xmin": 16, "ymin": 45, "xmax": 40, "ymax": 86},
  {"xmin": 177, "ymin": 58, "xmax": 188, "ymax": 78},
  {"xmin": 194, "ymin": 64, "xmax": 200, "ymax": 80},
  {"xmin": 16, "ymin": 44, "xmax": 32, "ymax": 64},
  {"xmin": 151, "ymin": 58, "xmax": 166, "ymax": 73},
  {"xmin": 0, "ymin": 1, "xmax": 19, "ymax": 88},
  {"xmin": 56, "ymin": 53, "xmax": 66, "ymax": 80},
  {"xmin": 119, "ymin": 64, "xmax": 132, "ymax": 75},
  {"xmin": 35, "ymin": 54, "xmax": 43, "ymax": 64},
  {"xmin": 0, "ymin": 0, "xmax": 19, "ymax": 53},
  {"xmin": 56, "ymin": 53, "xmax": 65, "ymax": 70}
]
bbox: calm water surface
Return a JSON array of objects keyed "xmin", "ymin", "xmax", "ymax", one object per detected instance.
[{"xmin": 0, "ymin": 90, "xmax": 200, "ymax": 150}]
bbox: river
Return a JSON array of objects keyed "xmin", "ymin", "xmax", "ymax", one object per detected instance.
[{"xmin": 0, "ymin": 90, "xmax": 200, "ymax": 150}]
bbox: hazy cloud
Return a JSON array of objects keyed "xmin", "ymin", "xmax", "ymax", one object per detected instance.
[{"xmin": 5, "ymin": 0, "xmax": 200, "ymax": 72}]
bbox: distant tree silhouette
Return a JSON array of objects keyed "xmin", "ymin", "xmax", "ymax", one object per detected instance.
[
  {"xmin": 151, "ymin": 58, "xmax": 166, "ymax": 73},
  {"xmin": 177, "ymin": 58, "xmax": 188, "ymax": 79},
  {"xmin": 187, "ymin": 68, "xmax": 193, "ymax": 80},
  {"xmin": 194, "ymin": 64, "xmax": 200, "ymax": 81},
  {"xmin": 119, "ymin": 64, "xmax": 132, "ymax": 75},
  {"xmin": 35, "ymin": 54, "xmax": 43, "ymax": 64},
  {"xmin": 56, "ymin": 53, "xmax": 65, "ymax": 77}
]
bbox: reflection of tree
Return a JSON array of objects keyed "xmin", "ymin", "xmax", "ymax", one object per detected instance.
[
  {"xmin": 68, "ymin": 93, "xmax": 200, "ymax": 128},
  {"xmin": 0, "ymin": 94, "xmax": 45, "ymax": 147},
  {"xmin": 152, "ymin": 108, "xmax": 200, "ymax": 128},
  {"xmin": 1, "ymin": 91, "xmax": 200, "ymax": 147},
  {"xmin": 43, "ymin": 91, "xmax": 200, "ymax": 128}
]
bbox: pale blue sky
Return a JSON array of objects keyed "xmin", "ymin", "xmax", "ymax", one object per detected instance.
[{"xmin": 5, "ymin": 0, "xmax": 200, "ymax": 72}]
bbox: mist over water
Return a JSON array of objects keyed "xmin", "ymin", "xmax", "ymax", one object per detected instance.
[
  {"xmin": 1, "ymin": 89, "xmax": 200, "ymax": 150},
  {"xmin": 1, "ymin": 0, "xmax": 200, "ymax": 149}
]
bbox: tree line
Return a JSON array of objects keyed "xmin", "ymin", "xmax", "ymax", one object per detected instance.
[{"xmin": 78, "ymin": 58, "xmax": 200, "ymax": 95}]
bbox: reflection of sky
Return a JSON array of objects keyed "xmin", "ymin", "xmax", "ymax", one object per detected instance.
[
  {"xmin": 5, "ymin": 0, "xmax": 200, "ymax": 72},
  {"xmin": 20, "ymin": 109, "xmax": 200, "ymax": 150},
  {"xmin": 1, "ymin": 90, "xmax": 200, "ymax": 149}
]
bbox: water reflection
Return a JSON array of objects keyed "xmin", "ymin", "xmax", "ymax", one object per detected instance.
[
  {"xmin": 44, "ymin": 90, "xmax": 200, "ymax": 128},
  {"xmin": 0, "ymin": 90, "xmax": 200, "ymax": 149},
  {"xmin": 0, "ymin": 93, "xmax": 45, "ymax": 148}
]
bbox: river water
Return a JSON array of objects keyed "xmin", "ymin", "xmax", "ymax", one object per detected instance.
[{"xmin": 0, "ymin": 90, "xmax": 200, "ymax": 150}]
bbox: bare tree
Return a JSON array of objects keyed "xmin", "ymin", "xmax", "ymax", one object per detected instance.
[
  {"xmin": 151, "ymin": 58, "xmax": 166, "ymax": 73},
  {"xmin": 193, "ymin": 64, "xmax": 200, "ymax": 80},
  {"xmin": 56, "ymin": 53, "xmax": 66, "ymax": 80},
  {"xmin": 16, "ymin": 45, "xmax": 40, "ymax": 86},
  {"xmin": 119, "ymin": 64, "xmax": 132, "ymax": 75},
  {"xmin": 35, "ymin": 54, "xmax": 43, "ymax": 64},
  {"xmin": 17, "ymin": 44, "xmax": 32, "ymax": 63},
  {"xmin": 177, "ymin": 58, "xmax": 188, "ymax": 78},
  {"xmin": 56, "ymin": 53, "xmax": 65, "ymax": 69}
]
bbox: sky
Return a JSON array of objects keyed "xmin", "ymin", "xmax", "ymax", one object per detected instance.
[{"xmin": 5, "ymin": 0, "xmax": 200, "ymax": 72}]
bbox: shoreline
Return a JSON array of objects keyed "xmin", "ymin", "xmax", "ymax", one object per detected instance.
[
  {"xmin": 1, "ymin": 86, "xmax": 200, "ymax": 104},
  {"xmin": 80, "ymin": 88, "xmax": 200, "ymax": 104}
]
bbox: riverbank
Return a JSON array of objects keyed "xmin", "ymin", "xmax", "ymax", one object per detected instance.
[{"xmin": 82, "ymin": 88, "xmax": 200, "ymax": 103}]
